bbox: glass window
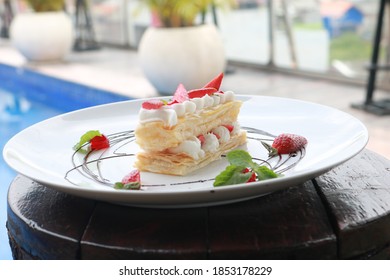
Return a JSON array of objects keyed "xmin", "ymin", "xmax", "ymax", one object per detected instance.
[{"xmin": 87, "ymin": 0, "xmax": 388, "ymax": 87}]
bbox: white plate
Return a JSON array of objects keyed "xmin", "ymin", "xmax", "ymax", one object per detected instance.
[{"xmin": 3, "ymin": 96, "xmax": 368, "ymax": 208}]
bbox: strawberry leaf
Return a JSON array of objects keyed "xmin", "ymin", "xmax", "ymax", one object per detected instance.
[
  {"xmin": 213, "ymin": 165, "xmax": 251, "ymax": 187},
  {"xmin": 261, "ymin": 141, "xmax": 278, "ymax": 157}
]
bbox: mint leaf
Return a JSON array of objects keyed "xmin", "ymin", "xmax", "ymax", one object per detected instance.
[
  {"xmin": 227, "ymin": 150, "xmax": 254, "ymax": 167},
  {"xmin": 114, "ymin": 182, "xmax": 141, "ymax": 190},
  {"xmin": 114, "ymin": 182, "xmax": 124, "ymax": 189},
  {"xmin": 73, "ymin": 130, "xmax": 102, "ymax": 151},
  {"xmin": 253, "ymin": 165, "xmax": 279, "ymax": 180},
  {"xmin": 123, "ymin": 182, "xmax": 141, "ymax": 190},
  {"xmin": 214, "ymin": 149, "xmax": 280, "ymax": 187},
  {"xmin": 214, "ymin": 165, "xmax": 251, "ymax": 187}
]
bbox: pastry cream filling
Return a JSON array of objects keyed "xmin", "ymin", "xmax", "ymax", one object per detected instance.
[
  {"xmin": 138, "ymin": 109, "xmax": 178, "ymax": 126},
  {"xmin": 231, "ymin": 121, "xmax": 241, "ymax": 135},
  {"xmin": 167, "ymin": 136, "xmax": 205, "ymax": 160},
  {"xmin": 138, "ymin": 91, "xmax": 236, "ymax": 127},
  {"xmin": 167, "ymin": 125, "xmax": 239, "ymax": 159},
  {"xmin": 212, "ymin": 126, "xmax": 230, "ymax": 143},
  {"xmin": 202, "ymin": 133, "xmax": 220, "ymax": 153}
]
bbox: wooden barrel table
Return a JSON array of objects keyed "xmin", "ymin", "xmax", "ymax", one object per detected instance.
[{"xmin": 6, "ymin": 149, "xmax": 390, "ymax": 259}]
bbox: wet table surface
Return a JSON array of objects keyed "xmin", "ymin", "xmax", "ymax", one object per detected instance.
[{"xmin": 6, "ymin": 149, "xmax": 390, "ymax": 259}]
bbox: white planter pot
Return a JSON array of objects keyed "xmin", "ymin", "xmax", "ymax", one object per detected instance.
[
  {"xmin": 10, "ymin": 11, "xmax": 73, "ymax": 62},
  {"xmin": 139, "ymin": 24, "xmax": 226, "ymax": 95}
]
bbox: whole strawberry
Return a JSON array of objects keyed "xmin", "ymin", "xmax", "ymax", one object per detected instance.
[{"xmin": 264, "ymin": 133, "xmax": 307, "ymax": 156}]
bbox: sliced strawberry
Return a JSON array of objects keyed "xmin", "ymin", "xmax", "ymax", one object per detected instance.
[
  {"xmin": 203, "ymin": 73, "xmax": 224, "ymax": 91},
  {"xmin": 271, "ymin": 133, "xmax": 308, "ymax": 155},
  {"xmin": 248, "ymin": 172, "xmax": 256, "ymax": 182},
  {"xmin": 242, "ymin": 168, "xmax": 256, "ymax": 182},
  {"xmin": 115, "ymin": 169, "xmax": 141, "ymax": 190},
  {"xmin": 167, "ymin": 100, "xmax": 178, "ymax": 105},
  {"xmin": 212, "ymin": 132, "xmax": 221, "ymax": 139},
  {"xmin": 142, "ymin": 99, "xmax": 165, "ymax": 110},
  {"xmin": 122, "ymin": 169, "xmax": 141, "ymax": 184},
  {"xmin": 90, "ymin": 134, "xmax": 109, "ymax": 150},
  {"xmin": 223, "ymin": 125, "xmax": 234, "ymax": 133},
  {"xmin": 188, "ymin": 87, "xmax": 216, "ymax": 99},
  {"xmin": 172, "ymin": 83, "xmax": 189, "ymax": 103},
  {"xmin": 197, "ymin": 134, "xmax": 206, "ymax": 145}
]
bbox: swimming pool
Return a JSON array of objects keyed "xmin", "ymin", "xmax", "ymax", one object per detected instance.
[{"xmin": 0, "ymin": 63, "xmax": 130, "ymax": 259}]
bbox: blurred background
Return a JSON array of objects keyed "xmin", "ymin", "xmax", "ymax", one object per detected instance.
[
  {"xmin": 1, "ymin": 0, "xmax": 390, "ymax": 260},
  {"xmin": 2, "ymin": 0, "xmax": 388, "ymax": 87}
]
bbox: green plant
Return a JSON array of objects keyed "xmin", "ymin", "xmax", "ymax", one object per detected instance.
[
  {"xmin": 330, "ymin": 32, "xmax": 374, "ymax": 62},
  {"xmin": 140, "ymin": 0, "xmax": 235, "ymax": 27},
  {"xmin": 26, "ymin": 0, "xmax": 65, "ymax": 12}
]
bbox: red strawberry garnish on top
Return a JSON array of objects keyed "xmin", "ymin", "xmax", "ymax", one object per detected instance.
[
  {"xmin": 188, "ymin": 87, "xmax": 217, "ymax": 99},
  {"xmin": 203, "ymin": 72, "xmax": 224, "ymax": 91},
  {"xmin": 142, "ymin": 99, "xmax": 165, "ymax": 110},
  {"xmin": 172, "ymin": 83, "xmax": 189, "ymax": 103},
  {"xmin": 267, "ymin": 133, "xmax": 308, "ymax": 156}
]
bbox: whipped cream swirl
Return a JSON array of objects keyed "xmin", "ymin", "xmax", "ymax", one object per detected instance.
[
  {"xmin": 167, "ymin": 125, "xmax": 241, "ymax": 159},
  {"xmin": 138, "ymin": 91, "xmax": 236, "ymax": 127}
]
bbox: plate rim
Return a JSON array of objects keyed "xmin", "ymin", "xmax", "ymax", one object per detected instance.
[{"xmin": 3, "ymin": 95, "xmax": 369, "ymax": 207}]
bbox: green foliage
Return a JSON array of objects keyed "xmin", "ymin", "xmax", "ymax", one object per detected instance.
[
  {"xmin": 293, "ymin": 22, "xmax": 375, "ymax": 63},
  {"xmin": 214, "ymin": 150, "xmax": 279, "ymax": 187},
  {"xmin": 330, "ymin": 32, "xmax": 373, "ymax": 62},
  {"xmin": 140, "ymin": 0, "xmax": 235, "ymax": 27},
  {"xmin": 26, "ymin": 0, "xmax": 65, "ymax": 12},
  {"xmin": 73, "ymin": 130, "xmax": 102, "ymax": 152}
]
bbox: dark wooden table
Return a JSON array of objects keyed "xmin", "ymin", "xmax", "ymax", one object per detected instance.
[{"xmin": 6, "ymin": 149, "xmax": 390, "ymax": 260}]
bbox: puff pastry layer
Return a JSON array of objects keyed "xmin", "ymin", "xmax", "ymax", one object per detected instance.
[
  {"xmin": 135, "ymin": 130, "xmax": 247, "ymax": 176},
  {"xmin": 135, "ymin": 100, "xmax": 243, "ymax": 152}
]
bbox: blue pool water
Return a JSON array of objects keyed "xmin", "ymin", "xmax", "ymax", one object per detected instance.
[{"xmin": 0, "ymin": 63, "xmax": 130, "ymax": 259}]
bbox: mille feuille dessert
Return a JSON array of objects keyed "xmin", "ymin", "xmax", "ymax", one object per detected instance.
[{"xmin": 134, "ymin": 73, "xmax": 247, "ymax": 176}]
